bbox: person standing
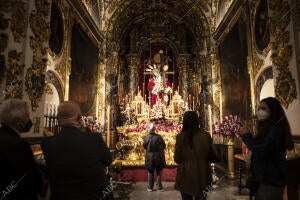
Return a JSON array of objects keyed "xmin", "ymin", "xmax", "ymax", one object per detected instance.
[
  {"xmin": 174, "ymin": 111, "xmax": 218, "ymax": 200},
  {"xmin": 240, "ymin": 97, "xmax": 294, "ymax": 200},
  {"xmin": 0, "ymin": 99, "xmax": 42, "ymax": 200},
  {"xmin": 42, "ymin": 101, "xmax": 113, "ymax": 200},
  {"xmin": 143, "ymin": 123, "xmax": 166, "ymax": 192}
]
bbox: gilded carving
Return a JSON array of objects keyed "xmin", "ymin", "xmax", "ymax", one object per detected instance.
[
  {"xmin": 252, "ymin": 52, "xmax": 264, "ymax": 77},
  {"xmin": 269, "ymin": 0, "xmax": 297, "ymax": 108},
  {"xmin": 10, "ymin": 0, "xmax": 27, "ymax": 42},
  {"xmin": 26, "ymin": 0, "xmax": 50, "ymax": 111},
  {"xmin": 44, "ymin": 83, "xmax": 53, "ymax": 95},
  {"xmin": 5, "ymin": 50, "xmax": 24, "ymax": 99},
  {"xmin": 82, "ymin": 0, "xmax": 92, "ymax": 13},
  {"xmin": 54, "ymin": 51, "xmax": 67, "ymax": 80},
  {"xmin": 275, "ymin": 70, "xmax": 297, "ymax": 108}
]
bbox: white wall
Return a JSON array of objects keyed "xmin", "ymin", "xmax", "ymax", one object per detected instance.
[{"xmin": 259, "ymin": 79, "xmax": 275, "ymax": 100}]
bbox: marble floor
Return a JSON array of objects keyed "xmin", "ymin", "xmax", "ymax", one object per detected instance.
[{"xmin": 113, "ymin": 179, "xmax": 250, "ymax": 200}]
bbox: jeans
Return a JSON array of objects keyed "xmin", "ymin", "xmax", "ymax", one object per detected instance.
[
  {"xmin": 255, "ymin": 184, "xmax": 284, "ymax": 200},
  {"xmin": 148, "ymin": 168, "xmax": 163, "ymax": 189},
  {"xmin": 180, "ymin": 192, "xmax": 206, "ymax": 200}
]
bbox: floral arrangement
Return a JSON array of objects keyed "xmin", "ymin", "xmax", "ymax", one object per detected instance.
[
  {"xmin": 215, "ymin": 115, "xmax": 241, "ymax": 138},
  {"xmin": 126, "ymin": 120, "xmax": 182, "ymax": 133},
  {"xmin": 82, "ymin": 116, "xmax": 103, "ymax": 133}
]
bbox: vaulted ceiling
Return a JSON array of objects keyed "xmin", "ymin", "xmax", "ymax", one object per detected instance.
[{"xmin": 103, "ymin": 0, "xmax": 211, "ymax": 57}]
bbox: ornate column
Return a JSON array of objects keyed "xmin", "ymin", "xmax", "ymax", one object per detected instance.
[
  {"xmin": 126, "ymin": 54, "xmax": 139, "ymax": 97},
  {"xmin": 177, "ymin": 54, "xmax": 191, "ymax": 101}
]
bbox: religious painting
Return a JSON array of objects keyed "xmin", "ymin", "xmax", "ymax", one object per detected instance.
[
  {"xmin": 69, "ymin": 22, "xmax": 98, "ymax": 115},
  {"xmin": 254, "ymin": 0, "xmax": 270, "ymax": 51},
  {"xmin": 49, "ymin": 2, "xmax": 64, "ymax": 55},
  {"xmin": 219, "ymin": 17, "xmax": 252, "ymax": 120}
]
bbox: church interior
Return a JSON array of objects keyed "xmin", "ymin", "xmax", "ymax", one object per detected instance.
[{"xmin": 1, "ymin": 0, "xmax": 300, "ymax": 199}]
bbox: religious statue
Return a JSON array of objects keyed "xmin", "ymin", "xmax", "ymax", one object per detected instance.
[{"xmin": 146, "ymin": 50, "xmax": 172, "ymax": 119}]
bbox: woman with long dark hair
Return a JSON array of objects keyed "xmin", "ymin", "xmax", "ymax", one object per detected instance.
[
  {"xmin": 174, "ymin": 111, "xmax": 218, "ymax": 200},
  {"xmin": 241, "ymin": 97, "xmax": 294, "ymax": 200}
]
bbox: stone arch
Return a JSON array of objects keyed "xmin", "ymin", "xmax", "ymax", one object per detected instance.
[{"xmin": 45, "ymin": 70, "xmax": 64, "ymax": 103}]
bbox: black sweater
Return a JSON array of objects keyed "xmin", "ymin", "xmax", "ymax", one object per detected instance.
[{"xmin": 242, "ymin": 126, "xmax": 286, "ymax": 187}]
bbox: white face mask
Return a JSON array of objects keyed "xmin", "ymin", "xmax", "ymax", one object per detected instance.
[{"xmin": 256, "ymin": 109, "xmax": 270, "ymax": 121}]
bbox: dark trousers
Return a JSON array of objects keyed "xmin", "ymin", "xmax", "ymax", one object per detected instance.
[
  {"xmin": 180, "ymin": 192, "xmax": 206, "ymax": 200},
  {"xmin": 148, "ymin": 168, "xmax": 163, "ymax": 189},
  {"xmin": 255, "ymin": 184, "xmax": 284, "ymax": 200}
]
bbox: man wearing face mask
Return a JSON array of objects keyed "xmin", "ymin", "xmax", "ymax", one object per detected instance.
[
  {"xmin": 0, "ymin": 99, "xmax": 43, "ymax": 200},
  {"xmin": 240, "ymin": 97, "xmax": 294, "ymax": 200},
  {"xmin": 42, "ymin": 101, "xmax": 113, "ymax": 200}
]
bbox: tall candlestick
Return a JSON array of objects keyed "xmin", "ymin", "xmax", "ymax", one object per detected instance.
[{"xmin": 106, "ymin": 106, "xmax": 110, "ymax": 148}]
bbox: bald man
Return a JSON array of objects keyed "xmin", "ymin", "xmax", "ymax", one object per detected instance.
[{"xmin": 42, "ymin": 101, "xmax": 113, "ymax": 200}]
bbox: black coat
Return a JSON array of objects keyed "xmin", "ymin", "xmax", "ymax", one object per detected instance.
[
  {"xmin": 42, "ymin": 126, "xmax": 112, "ymax": 200},
  {"xmin": 242, "ymin": 126, "xmax": 286, "ymax": 187},
  {"xmin": 143, "ymin": 133, "xmax": 166, "ymax": 170},
  {"xmin": 0, "ymin": 126, "xmax": 42, "ymax": 200}
]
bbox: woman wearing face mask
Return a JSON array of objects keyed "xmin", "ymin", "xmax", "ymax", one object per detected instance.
[{"xmin": 240, "ymin": 97, "xmax": 294, "ymax": 200}]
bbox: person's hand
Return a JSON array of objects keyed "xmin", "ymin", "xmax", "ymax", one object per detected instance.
[{"xmin": 240, "ymin": 124, "xmax": 251, "ymax": 136}]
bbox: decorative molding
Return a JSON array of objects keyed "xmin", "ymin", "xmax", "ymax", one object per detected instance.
[
  {"xmin": 67, "ymin": 0, "xmax": 103, "ymax": 45},
  {"xmin": 10, "ymin": 0, "xmax": 27, "ymax": 43},
  {"xmin": 269, "ymin": 0, "xmax": 297, "ymax": 108},
  {"xmin": 26, "ymin": 0, "xmax": 50, "ymax": 111},
  {"xmin": 213, "ymin": 0, "xmax": 246, "ymax": 43},
  {"xmin": 44, "ymin": 83, "xmax": 53, "ymax": 95},
  {"xmin": 256, "ymin": 67, "xmax": 273, "ymax": 102},
  {"xmin": 45, "ymin": 70, "xmax": 64, "ymax": 102},
  {"xmin": 48, "ymin": 1, "xmax": 65, "ymax": 59},
  {"xmin": 252, "ymin": 52, "xmax": 264, "ymax": 78},
  {"xmin": 5, "ymin": 50, "xmax": 24, "ymax": 99}
]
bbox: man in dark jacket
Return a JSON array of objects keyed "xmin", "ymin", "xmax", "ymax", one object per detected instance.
[
  {"xmin": 42, "ymin": 101, "xmax": 113, "ymax": 200},
  {"xmin": 143, "ymin": 124, "xmax": 166, "ymax": 192},
  {"xmin": 0, "ymin": 99, "xmax": 42, "ymax": 200}
]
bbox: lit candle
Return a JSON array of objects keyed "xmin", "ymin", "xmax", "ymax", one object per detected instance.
[
  {"xmin": 107, "ymin": 106, "xmax": 110, "ymax": 148},
  {"xmin": 220, "ymin": 93, "xmax": 222, "ymax": 122},
  {"xmin": 208, "ymin": 104, "xmax": 213, "ymax": 137},
  {"xmin": 193, "ymin": 96, "xmax": 195, "ymax": 110}
]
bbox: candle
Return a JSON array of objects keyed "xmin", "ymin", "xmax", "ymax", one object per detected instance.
[
  {"xmin": 193, "ymin": 96, "xmax": 195, "ymax": 110},
  {"xmin": 107, "ymin": 106, "xmax": 110, "ymax": 148},
  {"xmin": 219, "ymin": 93, "xmax": 222, "ymax": 122},
  {"xmin": 208, "ymin": 104, "xmax": 213, "ymax": 137}
]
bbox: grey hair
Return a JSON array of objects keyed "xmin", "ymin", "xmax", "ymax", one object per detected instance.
[
  {"xmin": 0, "ymin": 99, "xmax": 28, "ymax": 124},
  {"xmin": 149, "ymin": 123, "xmax": 156, "ymax": 134}
]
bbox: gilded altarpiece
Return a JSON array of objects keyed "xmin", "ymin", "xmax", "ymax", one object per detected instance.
[
  {"xmin": 26, "ymin": 0, "xmax": 51, "ymax": 111},
  {"xmin": 269, "ymin": 0, "xmax": 297, "ymax": 108}
]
